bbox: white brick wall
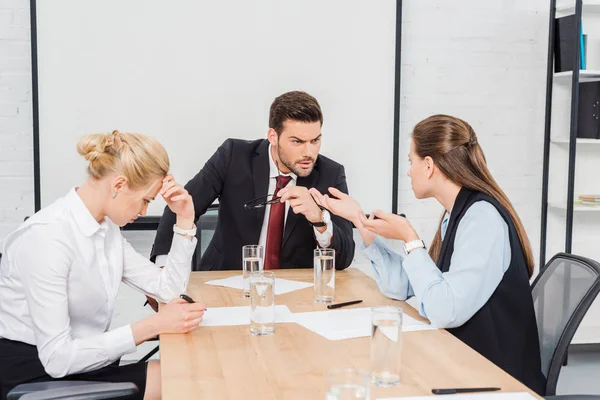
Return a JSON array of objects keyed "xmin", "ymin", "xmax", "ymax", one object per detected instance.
[
  {"xmin": 0, "ymin": 0, "xmax": 33, "ymax": 251},
  {"xmin": 398, "ymin": 0, "xmax": 548, "ymax": 270},
  {"xmin": 0, "ymin": 0, "xmax": 549, "ymax": 267}
]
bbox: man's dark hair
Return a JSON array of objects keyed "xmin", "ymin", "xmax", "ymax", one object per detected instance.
[{"xmin": 269, "ymin": 91, "xmax": 323, "ymax": 135}]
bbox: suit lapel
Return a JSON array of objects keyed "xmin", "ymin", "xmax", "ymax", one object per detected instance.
[
  {"xmin": 252, "ymin": 140, "xmax": 270, "ymax": 241},
  {"xmin": 282, "ymin": 166, "xmax": 319, "ymax": 248}
]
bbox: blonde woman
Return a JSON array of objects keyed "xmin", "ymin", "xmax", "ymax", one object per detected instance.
[{"xmin": 0, "ymin": 131, "xmax": 206, "ymax": 400}]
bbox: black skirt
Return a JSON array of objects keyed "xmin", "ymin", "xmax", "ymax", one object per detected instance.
[{"xmin": 0, "ymin": 338, "xmax": 148, "ymax": 400}]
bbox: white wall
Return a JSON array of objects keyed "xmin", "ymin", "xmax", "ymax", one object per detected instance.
[
  {"xmin": 0, "ymin": 0, "xmax": 549, "ymax": 267},
  {"xmin": 0, "ymin": 0, "xmax": 34, "ymax": 251},
  {"xmin": 397, "ymin": 1, "xmax": 548, "ymax": 270}
]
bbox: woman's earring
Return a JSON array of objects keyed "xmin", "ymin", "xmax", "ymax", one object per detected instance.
[{"xmin": 112, "ymin": 192, "xmax": 117, "ymax": 199}]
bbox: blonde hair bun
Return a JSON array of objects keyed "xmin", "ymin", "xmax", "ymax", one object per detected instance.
[{"xmin": 76, "ymin": 130, "xmax": 169, "ymax": 189}]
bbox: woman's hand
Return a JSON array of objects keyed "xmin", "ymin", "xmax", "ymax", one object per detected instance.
[
  {"xmin": 308, "ymin": 187, "xmax": 364, "ymax": 226},
  {"xmin": 160, "ymin": 175, "xmax": 195, "ymax": 229},
  {"xmin": 155, "ymin": 298, "xmax": 207, "ymax": 334},
  {"xmin": 361, "ymin": 210, "xmax": 420, "ymax": 243},
  {"xmin": 132, "ymin": 297, "xmax": 207, "ymax": 345}
]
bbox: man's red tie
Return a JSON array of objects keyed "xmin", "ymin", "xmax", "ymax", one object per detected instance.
[{"xmin": 264, "ymin": 175, "xmax": 292, "ymax": 270}]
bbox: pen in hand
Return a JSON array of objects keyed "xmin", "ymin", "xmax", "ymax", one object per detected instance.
[
  {"xmin": 180, "ymin": 294, "xmax": 207, "ymax": 310},
  {"xmin": 180, "ymin": 294, "xmax": 195, "ymax": 303}
]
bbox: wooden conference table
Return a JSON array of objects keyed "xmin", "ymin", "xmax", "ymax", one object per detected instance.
[{"xmin": 159, "ymin": 268, "xmax": 541, "ymax": 399}]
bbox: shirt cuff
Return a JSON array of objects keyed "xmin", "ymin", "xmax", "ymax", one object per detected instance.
[
  {"xmin": 103, "ymin": 325, "xmax": 137, "ymax": 360},
  {"xmin": 168, "ymin": 232, "xmax": 198, "ymax": 263},
  {"xmin": 402, "ymin": 248, "xmax": 443, "ymax": 314},
  {"xmin": 360, "ymin": 236, "xmax": 388, "ymax": 261},
  {"xmin": 155, "ymin": 255, "xmax": 168, "ymax": 268},
  {"xmin": 314, "ymin": 219, "xmax": 333, "ymax": 247}
]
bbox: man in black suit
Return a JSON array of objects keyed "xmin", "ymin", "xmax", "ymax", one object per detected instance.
[{"xmin": 151, "ymin": 91, "xmax": 355, "ymax": 272}]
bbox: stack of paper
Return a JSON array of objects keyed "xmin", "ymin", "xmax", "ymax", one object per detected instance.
[
  {"xmin": 292, "ymin": 307, "xmax": 436, "ymax": 341},
  {"xmin": 204, "ymin": 275, "xmax": 313, "ymax": 295}
]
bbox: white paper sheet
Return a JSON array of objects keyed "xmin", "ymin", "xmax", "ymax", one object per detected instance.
[
  {"xmin": 200, "ymin": 305, "xmax": 295, "ymax": 327},
  {"xmin": 377, "ymin": 393, "xmax": 537, "ymax": 400},
  {"xmin": 292, "ymin": 307, "xmax": 436, "ymax": 341},
  {"xmin": 204, "ymin": 275, "xmax": 313, "ymax": 295}
]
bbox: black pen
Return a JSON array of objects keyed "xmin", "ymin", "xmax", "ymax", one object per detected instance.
[
  {"xmin": 180, "ymin": 294, "xmax": 195, "ymax": 303},
  {"xmin": 327, "ymin": 300, "xmax": 363, "ymax": 309},
  {"xmin": 432, "ymin": 387, "xmax": 500, "ymax": 395}
]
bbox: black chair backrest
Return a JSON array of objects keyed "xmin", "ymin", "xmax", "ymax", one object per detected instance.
[
  {"xmin": 191, "ymin": 207, "xmax": 218, "ymax": 271},
  {"xmin": 531, "ymin": 252, "xmax": 600, "ymax": 396}
]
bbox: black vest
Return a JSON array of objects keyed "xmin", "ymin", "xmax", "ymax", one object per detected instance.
[{"xmin": 438, "ymin": 188, "xmax": 546, "ymax": 395}]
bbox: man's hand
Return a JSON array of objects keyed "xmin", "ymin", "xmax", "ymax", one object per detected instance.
[{"xmin": 277, "ymin": 186, "xmax": 323, "ymax": 224}]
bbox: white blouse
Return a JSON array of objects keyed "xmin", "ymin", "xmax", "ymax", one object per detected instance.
[{"xmin": 0, "ymin": 188, "xmax": 196, "ymax": 378}]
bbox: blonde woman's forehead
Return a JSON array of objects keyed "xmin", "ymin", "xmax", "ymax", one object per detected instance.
[{"xmin": 142, "ymin": 179, "xmax": 163, "ymax": 199}]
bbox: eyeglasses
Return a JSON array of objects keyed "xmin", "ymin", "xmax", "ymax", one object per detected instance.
[
  {"xmin": 243, "ymin": 160, "xmax": 330, "ymax": 212},
  {"xmin": 244, "ymin": 160, "xmax": 287, "ymax": 210}
]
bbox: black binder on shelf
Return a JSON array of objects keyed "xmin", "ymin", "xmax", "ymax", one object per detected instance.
[
  {"xmin": 555, "ymin": 15, "xmax": 577, "ymax": 72},
  {"xmin": 554, "ymin": 14, "xmax": 586, "ymax": 72},
  {"xmin": 577, "ymin": 82, "xmax": 600, "ymax": 139}
]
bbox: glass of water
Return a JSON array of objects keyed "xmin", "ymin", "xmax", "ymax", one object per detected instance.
[
  {"xmin": 314, "ymin": 248, "xmax": 335, "ymax": 303},
  {"xmin": 242, "ymin": 245, "xmax": 264, "ymax": 297},
  {"xmin": 326, "ymin": 368, "xmax": 370, "ymax": 400},
  {"xmin": 370, "ymin": 306, "xmax": 402, "ymax": 387},
  {"xmin": 250, "ymin": 271, "xmax": 275, "ymax": 336}
]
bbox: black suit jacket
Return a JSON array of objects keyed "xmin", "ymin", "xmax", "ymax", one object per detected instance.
[{"xmin": 151, "ymin": 138, "xmax": 355, "ymax": 271}]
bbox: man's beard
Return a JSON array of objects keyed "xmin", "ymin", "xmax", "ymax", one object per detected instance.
[{"xmin": 277, "ymin": 146, "xmax": 315, "ymax": 177}]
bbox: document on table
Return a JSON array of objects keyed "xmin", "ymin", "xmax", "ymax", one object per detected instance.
[
  {"xmin": 204, "ymin": 275, "xmax": 313, "ymax": 295},
  {"xmin": 200, "ymin": 305, "xmax": 295, "ymax": 327},
  {"xmin": 292, "ymin": 307, "xmax": 437, "ymax": 341},
  {"xmin": 377, "ymin": 393, "xmax": 538, "ymax": 400}
]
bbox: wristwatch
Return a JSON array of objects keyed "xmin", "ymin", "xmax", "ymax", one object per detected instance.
[
  {"xmin": 309, "ymin": 209, "xmax": 331, "ymax": 228},
  {"xmin": 173, "ymin": 224, "xmax": 197, "ymax": 237},
  {"xmin": 404, "ymin": 239, "xmax": 425, "ymax": 254}
]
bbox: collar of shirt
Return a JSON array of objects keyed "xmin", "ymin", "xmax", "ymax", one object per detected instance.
[
  {"xmin": 67, "ymin": 188, "xmax": 107, "ymax": 237},
  {"xmin": 441, "ymin": 208, "xmax": 452, "ymax": 240},
  {"xmin": 268, "ymin": 144, "xmax": 297, "ymax": 182}
]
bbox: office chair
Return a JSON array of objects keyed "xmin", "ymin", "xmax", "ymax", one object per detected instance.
[{"xmin": 532, "ymin": 252, "xmax": 600, "ymax": 397}]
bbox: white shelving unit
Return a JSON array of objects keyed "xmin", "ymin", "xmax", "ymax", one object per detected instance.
[
  {"xmin": 549, "ymin": 202, "xmax": 600, "ymax": 212},
  {"xmin": 554, "ymin": 70, "xmax": 600, "ymax": 83},
  {"xmin": 556, "ymin": 0, "xmax": 600, "ymax": 13},
  {"xmin": 551, "ymin": 137, "xmax": 600, "ymax": 144},
  {"xmin": 544, "ymin": 0, "xmax": 600, "ymax": 346}
]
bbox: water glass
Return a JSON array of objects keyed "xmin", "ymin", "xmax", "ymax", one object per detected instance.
[
  {"xmin": 243, "ymin": 245, "xmax": 264, "ymax": 297},
  {"xmin": 326, "ymin": 368, "xmax": 370, "ymax": 400},
  {"xmin": 370, "ymin": 306, "xmax": 402, "ymax": 387},
  {"xmin": 314, "ymin": 248, "xmax": 335, "ymax": 303},
  {"xmin": 250, "ymin": 271, "xmax": 275, "ymax": 336}
]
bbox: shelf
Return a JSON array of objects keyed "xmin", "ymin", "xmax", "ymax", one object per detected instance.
[
  {"xmin": 556, "ymin": 0, "xmax": 600, "ymax": 13},
  {"xmin": 552, "ymin": 138, "xmax": 600, "ymax": 144},
  {"xmin": 549, "ymin": 202, "xmax": 600, "ymax": 212},
  {"xmin": 553, "ymin": 70, "xmax": 600, "ymax": 84}
]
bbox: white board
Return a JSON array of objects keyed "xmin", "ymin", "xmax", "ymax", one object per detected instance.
[{"xmin": 36, "ymin": 0, "xmax": 397, "ymax": 216}]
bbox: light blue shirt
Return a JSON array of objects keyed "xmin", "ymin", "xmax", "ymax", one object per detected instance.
[{"xmin": 361, "ymin": 201, "xmax": 511, "ymax": 329}]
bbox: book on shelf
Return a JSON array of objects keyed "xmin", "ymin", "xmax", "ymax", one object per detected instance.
[
  {"xmin": 577, "ymin": 195, "xmax": 600, "ymax": 207},
  {"xmin": 579, "ymin": 194, "xmax": 600, "ymax": 202}
]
